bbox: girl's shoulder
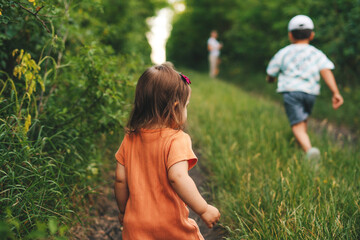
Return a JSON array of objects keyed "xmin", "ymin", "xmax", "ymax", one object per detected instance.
[
  {"xmin": 122, "ymin": 128, "xmax": 189, "ymax": 143},
  {"xmin": 165, "ymin": 129, "xmax": 193, "ymax": 148},
  {"xmin": 166, "ymin": 128, "xmax": 189, "ymax": 139},
  {"xmin": 120, "ymin": 133, "xmax": 136, "ymax": 147},
  {"xmin": 145, "ymin": 128, "xmax": 190, "ymax": 147}
]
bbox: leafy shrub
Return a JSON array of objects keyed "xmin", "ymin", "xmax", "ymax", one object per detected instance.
[
  {"xmin": 0, "ymin": 46, "xmax": 147, "ymax": 238},
  {"xmin": 0, "ymin": 0, "xmax": 167, "ymax": 237}
]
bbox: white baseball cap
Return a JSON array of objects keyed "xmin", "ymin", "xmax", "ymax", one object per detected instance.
[{"xmin": 288, "ymin": 15, "xmax": 314, "ymax": 31}]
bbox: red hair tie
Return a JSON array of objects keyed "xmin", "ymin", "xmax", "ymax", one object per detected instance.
[{"xmin": 179, "ymin": 73, "xmax": 191, "ymax": 84}]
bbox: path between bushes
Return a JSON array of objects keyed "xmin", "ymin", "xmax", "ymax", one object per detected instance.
[{"xmin": 69, "ymin": 159, "xmax": 227, "ymax": 240}]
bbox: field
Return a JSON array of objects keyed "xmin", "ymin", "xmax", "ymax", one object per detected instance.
[{"xmin": 186, "ymin": 71, "xmax": 360, "ymax": 239}]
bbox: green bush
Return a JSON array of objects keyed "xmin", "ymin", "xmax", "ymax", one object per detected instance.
[
  {"xmin": 0, "ymin": 46, "xmax": 141, "ymax": 237},
  {"xmin": 0, "ymin": 0, "xmax": 167, "ymax": 238}
]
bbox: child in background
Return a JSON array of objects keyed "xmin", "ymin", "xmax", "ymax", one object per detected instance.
[
  {"xmin": 208, "ymin": 30, "xmax": 223, "ymax": 78},
  {"xmin": 266, "ymin": 15, "xmax": 343, "ymax": 160},
  {"xmin": 114, "ymin": 63, "xmax": 220, "ymax": 239}
]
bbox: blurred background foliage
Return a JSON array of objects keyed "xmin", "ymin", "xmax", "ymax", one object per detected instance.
[
  {"xmin": 167, "ymin": 0, "xmax": 360, "ymax": 87},
  {"xmin": 167, "ymin": 0, "xmax": 360, "ymax": 131},
  {"xmin": 0, "ymin": 0, "xmax": 167, "ymax": 238}
]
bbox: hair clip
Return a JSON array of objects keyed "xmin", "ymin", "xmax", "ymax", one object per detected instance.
[{"xmin": 179, "ymin": 73, "xmax": 191, "ymax": 84}]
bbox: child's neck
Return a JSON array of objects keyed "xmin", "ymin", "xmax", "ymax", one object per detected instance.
[
  {"xmin": 145, "ymin": 123, "xmax": 167, "ymax": 129},
  {"xmin": 292, "ymin": 39, "xmax": 310, "ymax": 44}
]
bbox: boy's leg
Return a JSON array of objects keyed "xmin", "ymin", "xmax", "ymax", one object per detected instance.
[
  {"xmin": 283, "ymin": 92, "xmax": 316, "ymax": 152},
  {"xmin": 291, "ymin": 120, "xmax": 311, "ymax": 152}
]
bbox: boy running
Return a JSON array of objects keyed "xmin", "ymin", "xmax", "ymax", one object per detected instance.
[{"xmin": 266, "ymin": 15, "xmax": 344, "ymax": 160}]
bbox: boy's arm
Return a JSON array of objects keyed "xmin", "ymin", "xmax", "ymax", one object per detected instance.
[
  {"xmin": 266, "ymin": 50, "xmax": 282, "ymax": 83},
  {"xmin": 114, "ymin": 162, "xmax": 129, "ymax": 224},
  {"xmin": 168, "ymin": 161, "xmax": 220, "ymax": 228},
  {"xmin": 320, "ymin": 69, "xmax": 344, "ymax": 109}
]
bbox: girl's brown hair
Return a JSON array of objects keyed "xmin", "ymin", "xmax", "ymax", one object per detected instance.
[{"xmin": 126, "ymin": 63, "xmax": 190, "ymax": 134}]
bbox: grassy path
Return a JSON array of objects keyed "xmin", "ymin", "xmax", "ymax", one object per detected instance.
[{"xmin": 186, "ymin": 70, "xmax": 359, "ymax": 239}]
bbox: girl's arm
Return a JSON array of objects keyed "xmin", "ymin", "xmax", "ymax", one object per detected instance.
[
  {"xmin": 320, "ymin": 69, "xmax": 344, "ymax": 109},
  {"xmin": 168, "ymin": 161, "xmax": 220, "ymax": 228},
  {"xmin": 114, "ymin": 162, "xmax": 129, "ymax": 224}
]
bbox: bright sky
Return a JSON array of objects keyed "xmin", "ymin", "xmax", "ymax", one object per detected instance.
[{"xmin": 146, "ymin": 1, "xmax": 185, "ymax": 64}]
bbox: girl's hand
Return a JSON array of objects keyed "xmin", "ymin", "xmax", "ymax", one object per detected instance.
[
  {"xmin": 200, "ymin": 204, "xmax": 221, "ymax": 228},
  {"xmin": 118, "ymin": 212, "xmax": 125, "ymax": 225}
]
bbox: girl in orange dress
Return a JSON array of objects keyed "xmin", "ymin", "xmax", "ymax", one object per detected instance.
[{"xmin": 114, "ymin": 63, "xmax": 220, "ymax": 240}]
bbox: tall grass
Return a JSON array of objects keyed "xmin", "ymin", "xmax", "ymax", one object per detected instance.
[
  {"xmin": 0, "ymin": 116, "xmax": 99, "ymax": 238},
  {"xmin": 186, "ymin": 71, "xmax": 360, "ymax": 239}
]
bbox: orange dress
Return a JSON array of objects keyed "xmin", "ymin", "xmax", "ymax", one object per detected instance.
[{"xmin": 115, "ymin": 128, "xmax": 204, "ymax": 240}]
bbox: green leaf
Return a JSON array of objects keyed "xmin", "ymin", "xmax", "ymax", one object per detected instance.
[{"xmin": 48, "ymin": 218, "xmax": 58, "ymax": 235}]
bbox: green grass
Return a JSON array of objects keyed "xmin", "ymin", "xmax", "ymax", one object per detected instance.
[
  {"xmin": 186, "ymin": 70, "xmax": 360, "ymax": 239},
  {"xmin": 0, "ymin": 117, "xmax": 101, "ymax": 239}
]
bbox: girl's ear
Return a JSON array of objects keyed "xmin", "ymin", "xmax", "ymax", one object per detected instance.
[{"xmin": 173, "ymin": 101, "xmax": 179, "ymax": 111}]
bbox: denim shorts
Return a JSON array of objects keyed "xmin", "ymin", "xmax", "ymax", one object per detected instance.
[{"xmin": 283, "ymin": 91, "xmax": 316, "ymax": 126}]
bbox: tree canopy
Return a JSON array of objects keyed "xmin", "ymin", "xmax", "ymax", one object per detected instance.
[{"xmin": 167, "ymin": 0, "xmax": 360, "ymax": 86}]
